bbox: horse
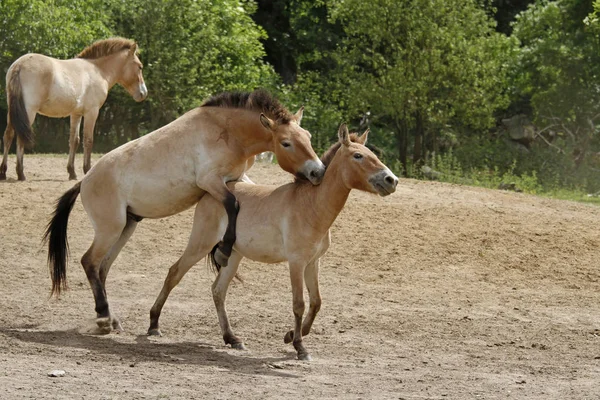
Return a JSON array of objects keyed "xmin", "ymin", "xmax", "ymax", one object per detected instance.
[
  {"xmin": 44, "ymin": 89, "xmax": 326, "ymax": 335},
  {"xmin": 147, "ymin": 124, "xmax": 399, "ymax": 360},
  {"xmin": 1, "ymin": 37, "xmax": 148, "ymax": 181}
]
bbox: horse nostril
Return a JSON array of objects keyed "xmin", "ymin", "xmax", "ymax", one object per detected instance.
[
  {"xmin": 310, "ymin": 170, "xmax": 317, "ymax": 178},
  {"xmin": 385, "ymin": 175, "xmax": 395, "ymax": 185}
]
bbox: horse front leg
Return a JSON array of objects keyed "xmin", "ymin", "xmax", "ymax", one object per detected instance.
[
  {"xmin": 288, "ymin": 261, "xmax": 311, "ymax": 360},
  {"xmin": 82, "ymin": 109, "xmax": 99, "ymax": 174},
  {"xmin": 211, "ymin": 251, "xmax": 245, "ymax": 349},
  {"xmin": 203, "ymin": 183, "xmax": 239, "ymax": 269},
  {"xmin": 66, "ymin": 114, "xmax": 82, "ymax": 180},
  {"xmin": 0, "ymin": 121, "xmax": 14, "ymax": 180},
  {"xmin": 285, "ymin": 259, "xmax": 321, "ymax": 345}
]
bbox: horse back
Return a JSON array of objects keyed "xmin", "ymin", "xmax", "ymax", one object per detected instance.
[{"xmin": 9, "ymin": 54, "xmax": 103, "ymax": 117}]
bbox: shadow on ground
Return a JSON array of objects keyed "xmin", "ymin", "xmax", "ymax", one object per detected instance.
[{"xmin": 1, "ymin": 326, "xmax": 300, "ymax": 379}]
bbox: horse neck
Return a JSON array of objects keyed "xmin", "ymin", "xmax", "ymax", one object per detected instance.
[
  {"xmin": 306, "ymin": 154, "xmax": 351, "ymax": 232},
  {"xmin": 222, "ymin": 109, "xmax": 273, "ymax": 157},
  {"xmin": 88, "ymin": 52, "xmax": 127, "ymax": 89}
]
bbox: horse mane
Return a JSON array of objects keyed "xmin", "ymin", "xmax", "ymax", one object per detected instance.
[
  {"xmin": 77, "ymin": 38, "xmax": 136, "ymax": 59},
  {"xmin": 201, "ymin": 89, "xmax": 293, "ymax": 125},
  {"xmin": 294, "ymin": 133, "xmax": 361, "ymax": 184}
]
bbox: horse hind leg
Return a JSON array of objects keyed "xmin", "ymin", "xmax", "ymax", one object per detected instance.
[
  {"xmin": 149, "ymin": 200, "xmax": 222, "ymax": 336},
  {"xmin": 15, "ymin": 135, "xmax": 26, "ymax": 181},
  {"xmin": 94, "ymin": 217, "xmax": 139, "ymax": 332},
  {"xmin": 211, "ymin": 251, "xmax": 245, "ymax": 349},
  {"xmin": 14, "ymin": 108, "xmax": 36, "ymax": 181},
  {"xmin": 80, "ymin": 219, "xmax": 127, "ymax": 335},
  {"xmin": 148, "ymin": 246, "xmax": 212, "ymax": 337},
  {"xmin": 0, "ymin": 121, "xmax": 14, "ymax": 180}
]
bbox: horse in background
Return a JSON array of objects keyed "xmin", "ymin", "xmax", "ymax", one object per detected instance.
[
  {"xmin": 148, "ymin": 124, "xmax": 399, "ymax": 360},
  {"xmin": 1, "ymin": 37, "xmax": 148, "ymax": 181}
]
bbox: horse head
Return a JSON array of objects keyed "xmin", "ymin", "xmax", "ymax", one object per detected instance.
[{"xmin": 260, "ymin": 107, "xmax": 326, "ymax": 185}]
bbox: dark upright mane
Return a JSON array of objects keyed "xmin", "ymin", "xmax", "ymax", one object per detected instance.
[
  {"xmin": 201, "ymin": 89, "xmax": 293, "ymax": 125},
  {"xmin": 77, "ymin": 38, "xmax": 135, "ymax": 59}
]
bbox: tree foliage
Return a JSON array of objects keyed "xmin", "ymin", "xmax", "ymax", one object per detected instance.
[{"xmin": 1, "ymin": 0, "xmax": 600, "ymax": 192}]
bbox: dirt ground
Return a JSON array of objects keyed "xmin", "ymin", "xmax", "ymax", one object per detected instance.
[{"xmin": 0, "ymin": 154, "xmax": 599, "ymax": 400}]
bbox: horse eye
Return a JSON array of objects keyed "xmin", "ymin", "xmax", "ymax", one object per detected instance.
[
  {"xmin": 281, "ymin": 141, "xmax": 291, "ymax": 148},
  {"xmin": 353, "ymin": 153, "xmax": 363, "ymax": 159}
]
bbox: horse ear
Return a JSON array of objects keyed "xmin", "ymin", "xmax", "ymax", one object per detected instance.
[
  {"xmin": 357, "ymin": 128, "xmax": 369, "ymax": 145},
  {"xmin": 338, "ymin": 123, "xmax": 351, "ymax": 146},
  {"xmin": 129, "ymin": 43, "xmax": 138, "ymax": 56},
  {"xmin": 293, "ymin": 106, "xmax": 304, "ymax": 125},
  {"xmin": 260, "ymin": 114, "xmax": 275, "ymax": 131}
]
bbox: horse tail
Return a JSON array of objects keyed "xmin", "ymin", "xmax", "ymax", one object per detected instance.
[
  {"xmin": 43, "ymin": 182, "xmax": 82, "ymax": 296},
  {"xmin": 7, "ymin": 66, "xmax": 34, "ymax": 148},
  {"xmin": 207, "ymin": 244, "xmax": 243, "ymax": 283}
]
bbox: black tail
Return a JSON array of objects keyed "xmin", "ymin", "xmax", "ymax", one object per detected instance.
[
  {"xmin": 207, "ymin": 244, "xmax": 243, "ymax": 283},
  {"xmin": 8, "ymin": 66, "xmax": 34, "ymax": 148},
  {"xmin": 43, "ymin": 182, "xmax": 81, "ymax": 296}
]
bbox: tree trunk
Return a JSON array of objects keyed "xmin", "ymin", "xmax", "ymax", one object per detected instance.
[
  {"xmin": 396, "ymin": 119, "xmax": 408, "ymax": 177},
  {"xmin": 413, "ymin": 110, "xmax": 424, "ymax": 165}
]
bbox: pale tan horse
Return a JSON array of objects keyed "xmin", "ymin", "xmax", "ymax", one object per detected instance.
[
  {"xmin": 148, "ymin": 124, "xmax": 399, "ymax": 360},
  {"xmin": 1, "ymin": 37, "xmax": 148, "ymax": 181},
  {"xmin": 45, "ymin": 89, "xmax": 326, "ymax": 334}
]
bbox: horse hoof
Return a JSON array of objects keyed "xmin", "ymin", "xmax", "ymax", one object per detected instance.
[
  {"xmin": 68, "ymin": 174, "xmax": 77, "ymax": 180},
  {"xmin": 0, "ymin": 174, "xmax": 5, "ymax": 181},
  {"xmin": 231, "ymin": 342, "xmax": 246, "ymax": 350},
  {"xmin": 17, "ymin": 175, "xmax": 26, "ymax": 181},
  {"xmin": 214, "ymin": 248, "xmax": 229, "ymax": 268},
  {"xmin": 111, "ymin": 318, "xmax": 124, "ymax": 333},
  {"xmin": 284, "ymin": 331, "xmax": 294, "ymax": 344},
  {"xmin": 83, "ymin": 317, "xmax": 111, "ymax": 335},
  {"xmin": 297, "ymin": 353, "xmax": 312, "ymax": 362},
  {"xmin": 147, "ymin": 328, "xmax": 162, "ymax": 337}
]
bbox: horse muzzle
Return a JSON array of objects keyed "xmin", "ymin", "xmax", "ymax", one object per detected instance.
[
  {"xmin": 134, "ymin": 83, "xmax": 148, "ymax": 102},
  {"xmin": 369, "ymin": 169, "xmax": 399, "ymax": 196},
  {"xmin": 299, "ymin": 159, "xmax": 326, "ymax": 185}
]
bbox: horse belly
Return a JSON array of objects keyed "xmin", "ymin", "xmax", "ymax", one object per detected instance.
[
  {"xmin": 37, "ymin": 85, "xmax": 79, "ymax": 117},
  {"xmin": 235, "ymin": 227, "xmax": 287, "ymax": 264},
  {"xmin": 37, "ymin": 70, "xmax": 83, "ymax": 117},
  {"xmin": 127, "ymin": 185, "xmax": 203, "ymax": 218}
]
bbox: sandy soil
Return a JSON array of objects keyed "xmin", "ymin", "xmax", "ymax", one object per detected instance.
[{"xmin": 0, "ymin": 154, "xmax": 599, "ymax": 399}]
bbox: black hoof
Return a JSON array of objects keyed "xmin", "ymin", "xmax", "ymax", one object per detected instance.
[
  {"xmin": 297, "ymin": 352, "xmax": 312, "ymax": 361},
  {"xmin": 111, "ymin": 317, "xmax": 124, "ymax": 333},
  {"xmin": 147, "ymin": 328, "xmax": 162, "ymax": 337},
  {"xmin": 231, "ymin": 342, "xmax": 246, "ymax": 350}
]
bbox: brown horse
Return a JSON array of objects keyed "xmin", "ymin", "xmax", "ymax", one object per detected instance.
[
  {"xmin": 45, "ymin": 89, "xmax": 326, "ymax": 334},
  {"xmin": 1, "ymin": 37, "xmax": 148, "ymax": 181},
  {"xmin": 148, "ymin": 124, "xmax": 398, "ymax": 360}
]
